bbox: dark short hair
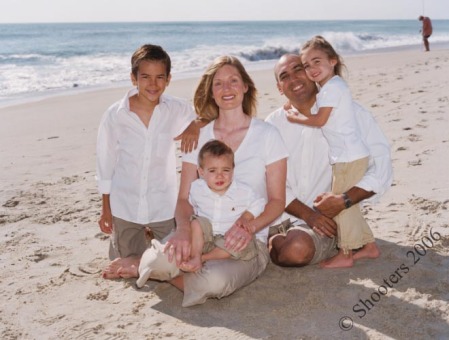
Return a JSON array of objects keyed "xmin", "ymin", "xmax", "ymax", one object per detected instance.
[
  {"xmin": 131, "ymin": 44, "xmax": 171, "ymax": 77},
  {"xmin": 198, "ymin": 140, "xmax": 234, "ymax": 168}
]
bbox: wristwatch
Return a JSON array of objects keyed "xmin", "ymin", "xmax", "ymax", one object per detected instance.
[{"xmin": 342, "ymin": 193, "xmax": 353, "ymax": 209}]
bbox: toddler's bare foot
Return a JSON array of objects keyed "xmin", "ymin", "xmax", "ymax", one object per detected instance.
[
  {"xmin": 179, "ymin": 256, "xmax": 202, "ymax": 273},
  {"xmin": 102, "ymin": 256, "xmax": 139, "ymax": 279},
  {"xmin": 353, "ymin": 242, "xmax": 380, "ymax": 261},
  {"xmin": 319, "ymin": 250, "xmax": 354, "ymax": 269}
]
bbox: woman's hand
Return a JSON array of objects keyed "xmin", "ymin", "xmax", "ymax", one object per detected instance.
[
  {"xmin": 224, "ymin": 222, "xmax": 253, "ymax": 252},
  {"xmin": 164, "ymin": 228, "xmax": 192, "ymax": 266}
]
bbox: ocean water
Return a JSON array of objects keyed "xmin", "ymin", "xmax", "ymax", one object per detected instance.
[{"xmin": 1, "ymin": 20, "xmax": 449, "ymax": 105}]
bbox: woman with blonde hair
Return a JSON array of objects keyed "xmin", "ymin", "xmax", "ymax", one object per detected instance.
[{"xmin": 139, "ymin": 55, "xmax": 288, "ymax": 307}]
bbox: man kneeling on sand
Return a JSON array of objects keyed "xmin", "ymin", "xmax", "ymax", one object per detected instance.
[{"xmin": 266, "ymin": 54, "xmax": 393, "ymax": 268}]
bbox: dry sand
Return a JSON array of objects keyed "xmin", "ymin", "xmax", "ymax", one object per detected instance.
[{"xmin": 1, "ymin": 49, "xmax": 448, "ymax": 339}]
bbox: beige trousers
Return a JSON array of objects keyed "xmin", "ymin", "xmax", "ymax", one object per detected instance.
[{"xmin": 332, "ymin": 157, "xmax": 374, "ymax": 252}]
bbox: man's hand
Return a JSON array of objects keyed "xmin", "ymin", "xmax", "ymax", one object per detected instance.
[
  {"xmin": 305, "ymin": 209, "xmax": 337, "ymax": 238},
  {"xmin": 164, "ymin": 228, "xmax": 192, "ymax": 266},
  {"xmin": 313, "ymin": 192, "xmax": 345, "ymax": 218}
]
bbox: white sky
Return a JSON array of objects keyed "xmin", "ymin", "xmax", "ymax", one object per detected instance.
[{"xmin": 2, "ymin": 0, "xmax": 448, "ymax": 23}]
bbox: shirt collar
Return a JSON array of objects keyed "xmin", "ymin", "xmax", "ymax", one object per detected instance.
[{"xmin": 117, "ymin": 88, "xmax": 168, "ymax": 113}]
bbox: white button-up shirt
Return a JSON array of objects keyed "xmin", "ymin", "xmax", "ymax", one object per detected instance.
[
  {"xmin": 189, "ymin": 179, "xmax": 266, "ymax": 236},
  {"xmin": 96, "ymin": 89, "xmax": 195, "ymax": 224},
  {"xmin": 266, "ymin": 102, "xmax": 393, "ymax": 225}
]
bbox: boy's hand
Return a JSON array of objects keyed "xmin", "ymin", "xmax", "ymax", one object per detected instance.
[
  {"xmin": 174, "ymin": 120, "xmax": 201, "ymax": 153},
  {"xmin": 99, "ymin": 194, "xmax": 113, "ymax": 234},
  {"xmin": 99, "ymin": 209, "xmax": 113, "ymax": 234}
]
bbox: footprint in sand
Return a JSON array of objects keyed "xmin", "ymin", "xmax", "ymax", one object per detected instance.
[
  {"xmin": 86, "ymin": 291, "xmax": 109, "ymax": 301},
  {"xmin": 69, "ymin": 257, "xmax": 104, "ymax": 277},
  {"xmin": 408, "ymin": 159, "xmax": 422, "ymax": 166},
  {"xmin": 1, "ymin": 174, "xmax": 101, "ymax": 225},
  {"xmin": 407, "ymin": 134, "xmax": 421, "ymax": 142}
]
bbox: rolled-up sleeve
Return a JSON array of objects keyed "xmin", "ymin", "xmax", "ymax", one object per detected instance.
[
  {"xmin": 96, "ymin": 104, "xmax": 119, "ymax": 194},
  {"xmin": 354, "ymin": 103, "xmax": 393, "ymax": 203}
]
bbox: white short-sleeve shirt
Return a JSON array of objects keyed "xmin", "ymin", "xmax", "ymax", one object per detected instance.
[
  {"xmin": 183, "ymin": 118, "xmax": 288, "ymax": 242},
  {"xmin": 317, "ymin": 75, "xmax": 369, "ymax": 164},
  {"xmin": 96, "ymin": 88, "xmax": 196, "ymax": 224}
]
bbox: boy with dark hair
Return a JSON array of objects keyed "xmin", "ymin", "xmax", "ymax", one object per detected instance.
[{"xmin": 96, "ymin": 44, "xmax": 202, "ymax": 279}]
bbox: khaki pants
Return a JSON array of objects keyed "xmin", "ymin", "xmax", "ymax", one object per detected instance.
[
  {"xmin": 109, "ymin": 217, "xmax": 175, "ymax": 260},
  {"xmin": 332, "ymin": 157, "xmax": 374, "ymax": 252}
]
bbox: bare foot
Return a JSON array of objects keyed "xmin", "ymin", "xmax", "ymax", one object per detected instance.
[
  {"xmin": 102, "ymin": 256, "xmax": 140, "ymax": 279},
  {"xmin": 353, "ymin": 242, "xmax": 380, "ymax": 261},
  {"xmin": 102, "ymin": 258, "xmax": 122, "ymax": 279},
  {"xmin": 179, "ymin": 256, "xmax": 202, "ymax": 273},
  {"xmin": 319, "ymin": 250, "xmax": 354, "ymax": 269},
  {"xmin": 169, "ymin": 275, "xmax": 184, "ymax": 291}
]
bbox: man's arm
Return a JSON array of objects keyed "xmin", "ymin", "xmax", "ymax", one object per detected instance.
[
  {"xmin": 286, "ymin": 198, "xmax": 337, "ymax": 238},
  {"xmin": 313, "ymin": 187, "xmax": 374, "ymax": 219},
  {"xmin": 314, "ymin": 102, "xmax": 393, "ymax": 218}
]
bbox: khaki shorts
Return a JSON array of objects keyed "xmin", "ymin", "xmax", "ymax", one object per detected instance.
[
  {"xmin": 269, "ymin": 219, "xmax": 337, "ymax": 265},
  {"xmin": 191, "ymin": 215, "xmax": 258, "ymax": 261},
  {"xmin": 109, "ymin": 217, "xmax": 175, "ymax": 260}
]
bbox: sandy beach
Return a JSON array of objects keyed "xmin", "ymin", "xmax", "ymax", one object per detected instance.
[{"xmin": 1, "ymin": 48, "xmax": 448, "ymax": 339}]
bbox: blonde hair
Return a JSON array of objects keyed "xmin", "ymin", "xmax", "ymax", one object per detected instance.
[
  {"xmin": 194, "ymin": 56, "xmax": 257, "ymax": 121},
  {"xmin": 301, "ymin": 35, "xmax": 345, "ymax": 77}
]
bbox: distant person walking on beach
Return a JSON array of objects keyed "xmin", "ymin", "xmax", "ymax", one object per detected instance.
[
  {"xmin": 96, "ymin": 44, "xmax": 205, "ymax": 279},
  {"xmin": 419, "ymin": 16, "xmax": 433, "ymax": 51},
  {"xmin": 285, "ymin": 36, "xmax": 379, "ymax": 268}
]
